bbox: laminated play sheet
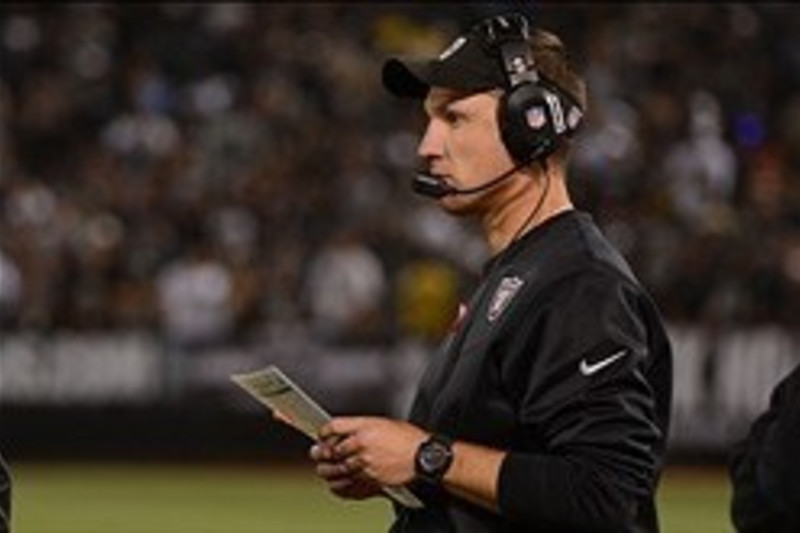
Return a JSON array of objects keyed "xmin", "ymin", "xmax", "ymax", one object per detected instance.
[{"xmin": 231, "ymin": 365, "xmax": 424, "ymax": 509}]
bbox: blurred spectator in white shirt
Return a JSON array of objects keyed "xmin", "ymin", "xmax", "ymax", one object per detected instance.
[
  {"xmin": 303, "ymin": 227, "xmax": 387, "ymax": 346},
  {"xmin": 156, "ymin": 240, "xmax": 234, "ymax": 348}
]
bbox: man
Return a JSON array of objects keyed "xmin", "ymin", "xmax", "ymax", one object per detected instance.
[
  {"xmin": 729, "ymin": 362, "xmax": 800, "ymax": 533},
  {"xmin": 308, "ymin": 12, "xmax": 673, "ymax": 532},
  {"xmin": 0, "ymin": 451, "xmax": 10, "ymax": 532}
]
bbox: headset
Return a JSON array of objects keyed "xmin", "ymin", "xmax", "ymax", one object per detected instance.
[
  {"xmin": 412, "ymin": 13, "xmax": 585, "ymax": 199},
  {"xmin": 480, "ymin": 12, "xmax": 584, "ymax": 165}
]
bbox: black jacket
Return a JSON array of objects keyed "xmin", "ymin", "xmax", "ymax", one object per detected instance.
[
  {"xmin": 392, "ymin": 211, "xmax": 673, "ymax": 532},
  {"xmin": 0, "ymin": 451, "xmax": 9, "ymax": 533},
  {"xmin": 729, "ymin": 362, "xmax": 800, "ymax": 533}
]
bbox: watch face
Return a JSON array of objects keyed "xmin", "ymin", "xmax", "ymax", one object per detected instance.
[
  {"xmin": 417, "ymin": 436, "xmax": 453, "ymax": 482},
  {"xmin": 421, "ymin": 442, "xmax": 450, "ymax": 472}
]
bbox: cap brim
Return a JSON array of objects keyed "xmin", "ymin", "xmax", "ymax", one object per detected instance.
[{"xmin": 382, "ymin": 58, "xmax": 433, "ymax": 99}]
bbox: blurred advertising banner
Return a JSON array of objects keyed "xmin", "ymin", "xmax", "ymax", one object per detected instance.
[
  {"xmin": 0, "ymin": 332, "xmax": 162, "ymax": 404},
  {"xmin": 1, "ymin": 325, "xmax": 798, "ymax": 456}
]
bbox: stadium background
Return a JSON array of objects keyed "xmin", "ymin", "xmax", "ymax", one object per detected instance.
[{"xmin": 1, "ymin": 3, "xmax": 799, "ymax": 532}]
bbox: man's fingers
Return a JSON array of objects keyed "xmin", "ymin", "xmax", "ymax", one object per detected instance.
[
  {"xmin": 329, "ymin": 477, "xmax": 362, "ymax": 494},
  {"xmin": 271, "ymin": 409, "xmax": 296, "ymax": 427},
  {"xmin": 310, "ymin": 443, "xmax": 335, "ymax": 461},
  {"xmin": 310, "ymin": 433, "xmax": 354, "ymax": 462},
  {"xmin": 315, "ymin": 461, "xmax": 352, "ymax": 480},
  {"xmin": 333, "ymin": 435, "xmax": 362, "ymax": 459},
  {"xmin": 319, "ymin": 416, "xmax": 369, "ymax": 439},
  {"xmin": 321, "ymin": 434, "xmax": 342, "ymax": 446},
  {"xmin": 343, "ymin": 454, "xmax": 364, "ymax": 472}
]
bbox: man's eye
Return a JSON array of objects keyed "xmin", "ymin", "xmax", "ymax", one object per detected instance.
[{"xmin": 444, "ymin": 110, "xmax": 462, "ymax": 125}]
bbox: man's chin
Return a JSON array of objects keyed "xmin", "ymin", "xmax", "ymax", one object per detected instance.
[{"xmin": 438, "ymin": 195, "xmax": 481, "ymax": 216}]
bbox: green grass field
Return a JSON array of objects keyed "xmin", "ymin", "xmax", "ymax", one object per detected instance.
[{"xmin": 11, "ymin": 461, "xmax": 732, "ymax": 533}]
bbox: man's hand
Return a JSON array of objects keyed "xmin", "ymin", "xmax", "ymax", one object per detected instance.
[
  {"xmin": 311, "ymin": 435, "xmax": 384, "ymax": 500},
  {"xmin": 311, "ymin": 416, "xmax": 429, "ymax": 490},
  {"xmin": 270, "ymin": 408, "xmax": 295, "ymax": 427},
  {"xmin": 270, "ymin": 408, "xmax": 384, "ymax": 501}
]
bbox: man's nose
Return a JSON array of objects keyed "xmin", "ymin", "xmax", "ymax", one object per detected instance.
[{"xmin": 417, "ymin": 121, "xmax": 444, "ymax": 160}]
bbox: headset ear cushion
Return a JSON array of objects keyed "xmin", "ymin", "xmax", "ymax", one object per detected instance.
[{"xmin": 499, "ymin": 83, "xmax": 559, "ymax": 165}]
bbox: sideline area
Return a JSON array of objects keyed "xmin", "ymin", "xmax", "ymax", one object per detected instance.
[{"xmin": 10, "ymin": 461, "xmax": 732, "ymax": 533}]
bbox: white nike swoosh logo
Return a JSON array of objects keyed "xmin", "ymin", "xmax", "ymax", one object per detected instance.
[{"xmin": 579, "ymin": 349, "xmax": 627, "ymax": 376}]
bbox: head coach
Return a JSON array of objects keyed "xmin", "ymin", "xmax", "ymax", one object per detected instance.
[{"xmin": 308, "ymin": 11, "xmax": 673, "ymax": 533}]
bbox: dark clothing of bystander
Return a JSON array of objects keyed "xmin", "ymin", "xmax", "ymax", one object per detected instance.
[{"xmin": 730, "ymin": 362, "xmax": 800, "ymax": 533}]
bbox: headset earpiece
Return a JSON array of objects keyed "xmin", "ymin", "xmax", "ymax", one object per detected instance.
[
  {"xmin": 499, "ymin": 82, "xmax": 554, "ymax": 164},
  {"xmin": 499, "ymin": 78, "xmax": 580, "ymax": 164},
  {"xmin": 484, "ymin": 14, "xmax": 583, "ymax": 165}
]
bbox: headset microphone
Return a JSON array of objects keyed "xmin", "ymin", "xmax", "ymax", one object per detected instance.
[
  {"xmin": 412, "ymin": 172, "xmax": 455, "ymax": 198},
  {"xmin": 412, "ymin": 152, "xmax": 541, "ymax": 199}
]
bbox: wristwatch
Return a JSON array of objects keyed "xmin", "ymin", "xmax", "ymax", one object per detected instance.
[{"xmin": 414, "ymin": 433, "xmax": 454, "ymax": 484}]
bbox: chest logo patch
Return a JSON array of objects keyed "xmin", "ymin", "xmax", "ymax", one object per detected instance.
[{"xmin": 487, "ymin": 276, "xmax": 524, "ymax": 323}]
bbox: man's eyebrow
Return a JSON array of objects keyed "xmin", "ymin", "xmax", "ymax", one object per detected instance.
[{"xmin": 426, "ymin": 93, "xmax": 470, "ymax": 116}]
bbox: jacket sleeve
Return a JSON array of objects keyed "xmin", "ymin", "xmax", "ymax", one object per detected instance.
[
  {"xmin": 0, "ymin": 452, "xmax": 10, "ymax": 533},
  {"xmin": 496, "ymin": 267, "xmax": 670, "ymax": 531}
]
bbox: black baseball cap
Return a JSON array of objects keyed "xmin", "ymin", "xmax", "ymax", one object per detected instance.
[{"xmin": 382, "ymin": 15, "xmax": 520, "ymax": 99}]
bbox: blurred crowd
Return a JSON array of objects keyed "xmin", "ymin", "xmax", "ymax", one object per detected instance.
[{"xmin": 1, "ymin": 4, "xmax": 800, "ymax": 350}]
